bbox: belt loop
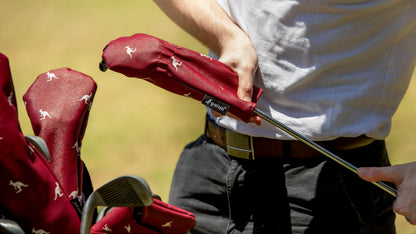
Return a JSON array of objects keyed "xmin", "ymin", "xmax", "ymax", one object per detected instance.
[
  {"xmin": 204, "ymin": 114, "xmax": 209, "ymax": 137},
  {"xmin": 225, "ymin": 130, "xmax": 254, "ymax": 160},
  {"xmin": 204, "ymin": 114, "xmax": 213, "ymax": 137}
]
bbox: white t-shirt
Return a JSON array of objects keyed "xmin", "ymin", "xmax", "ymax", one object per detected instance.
[{"xmin": 212, "ymin": 0, "xmax": 416, "ymax": 140}]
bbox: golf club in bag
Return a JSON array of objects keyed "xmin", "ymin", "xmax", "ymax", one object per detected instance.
[
  {"xmin": 23, "ymin": 67, "xmax": 98, "ymax": 217},
  {"xmin": 99, "ymin": 33, "xmax": 397, "ymax": 198},
  {"xmin": 0, "ymin": 219, "xmax": 25, "ymax": 234},
  {"xmin": 89, "ymin": 181, "xmax": 196, "ymax": 233},
  {"xmin": 80, "ymin": 175, "xmax": 154, "ymax": 234}
]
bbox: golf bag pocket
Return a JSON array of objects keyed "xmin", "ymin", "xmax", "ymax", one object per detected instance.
[{"xmin": 91, "ymin": 198, "xmax": 196, "ymax": 233}]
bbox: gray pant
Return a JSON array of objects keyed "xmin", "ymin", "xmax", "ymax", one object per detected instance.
[{"xmin": 169, "ymin": 135, "xmax": 396, "ymax": 234}]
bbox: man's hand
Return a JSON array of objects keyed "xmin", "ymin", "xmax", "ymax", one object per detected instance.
[
  {"xmin": 358, "ymin": 162, "xmax": 416, "ymax": 224},
  {"xmin": 153, "ymin": 0, "xmax": 261, "ymax": 124},
  {"xmin": 215, "ymin": 31, "xmax": 262, "ymax": 125}
]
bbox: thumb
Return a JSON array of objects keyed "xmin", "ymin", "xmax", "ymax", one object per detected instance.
[
  {"xmin": 358, "ymin": 166, "xmax": 402, "ymax": 184},
  {"xmin": 237, "ymin": 70, "xmax": 254, "ymax": 102},
  {"xmin": 219, "ymin": 55, "xmax": 256, "ymax": 102}
]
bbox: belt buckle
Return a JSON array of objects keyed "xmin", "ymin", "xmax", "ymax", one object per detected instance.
[{"xmin": 225, "ymin": 130, "xmax": 255, "ymax": 160}]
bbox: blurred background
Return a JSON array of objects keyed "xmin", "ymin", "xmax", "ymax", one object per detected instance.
[{"xmin": 1, "ymin": 0, "xmax": 415, "ymax": 233}]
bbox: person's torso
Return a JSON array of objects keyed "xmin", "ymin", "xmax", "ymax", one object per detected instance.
[{"xmin": 213, "ymin": 0, "xmax": 416, "ymax": 140}]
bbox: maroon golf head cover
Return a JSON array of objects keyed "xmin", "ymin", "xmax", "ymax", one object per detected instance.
[
  {"xmin": 91, "ymin": 198, "xmax": 196, "ymax": 234},
  {"xmin": 23, "ymin": 68, "xmax": 97, "ymax": 206},
  {"xmin": 0, "ymin": 53, "xmax": 80, "ymax": 233},
  {"xmin": 101, "ymin": 33, "xmax": 263, "ymax": 122},
  {"xmin": 0, "ymin": 53, "xmax": 18, "ymax": 112}
]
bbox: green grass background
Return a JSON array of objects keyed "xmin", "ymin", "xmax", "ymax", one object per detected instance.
[{"xmin": 1, "ymin": 0, "xmax": 415, "ymax": 233}]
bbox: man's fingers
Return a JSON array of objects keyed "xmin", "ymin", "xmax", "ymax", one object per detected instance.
[
  {"xmin": 358, "ymin": 166, "xmax": 401, "ymax": 184},
  {"xmin": 219, "ymin": 56, "xmax": 256, "ymax": 102},
  {"xmin": 394, "ymin": 186, "xmax": 416, "ymax": 225},
  {"xmin": 360, "ymin": 162, "xmax": 416, "ymax": 225},
  {"xmin": 217, "ymin": 33, "xmax": 258, "ymax": 103},
  {"xmin": 211, "ymin": 109, "xmax": 261, "ymax": 125},
  {"xmin": 237, "ymin": 73, "xmax": 253, "ymax": 102},
  {"xmin": 405, "ymin": 215, "xmax": 416, "ymax": 225}
]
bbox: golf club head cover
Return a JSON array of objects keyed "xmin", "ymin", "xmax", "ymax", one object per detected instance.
[
  {"xmin": 23, "ymin": 68, "xmax": 97, "ymax": 215},
  {"xmin": 0, "ymin": 53, "xmax": 18, "ymax": 112},
  {"xmin": 91, "ymin": 198, "xmax": 196, "ymax": 234},
  {"xmin": 0, "ymin": 53, "xmax": 80, "ymax": 233},
  {"xmin": 100, "ymin": 33, "xmax": 263, "ymax": 122}
]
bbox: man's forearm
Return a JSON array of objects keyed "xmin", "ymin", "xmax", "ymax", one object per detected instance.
[
  {"xmin": 153, "ymin": 0, "xmax": 241, "ymax": 56},
  {"xmin": 154, "ymin": 0, "xmax": 260, "ymax": 113}
]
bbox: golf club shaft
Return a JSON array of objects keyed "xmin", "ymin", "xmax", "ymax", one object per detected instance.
[
  {"xmin": 80, "ymin": 194, "xmax": 96, "ymax": 234},
  {"xmin": 253, "ymin": 108, "xmax": 397, "ymax": 198}
]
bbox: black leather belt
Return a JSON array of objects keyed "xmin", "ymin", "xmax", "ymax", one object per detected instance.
[{"xmin": 205, "ymin": 118, "xmax": 375, "ymax": 160}]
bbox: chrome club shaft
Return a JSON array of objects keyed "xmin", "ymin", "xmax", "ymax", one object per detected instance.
[{"xmin": 253, "ymin": 108, "xmax": 397, "ymax": 198}]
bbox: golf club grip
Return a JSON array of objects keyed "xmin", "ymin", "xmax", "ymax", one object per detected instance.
[{"xmin": 253, "ymin": 108, "xmax": 398, "ymax": 198}]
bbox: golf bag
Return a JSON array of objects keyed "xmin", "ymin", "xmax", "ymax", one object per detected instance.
[
  {"xmin": 1, "ymin": 51, "xmax": 196, "ymax": 233},
  {"xmin": 0, "ymin": 54, "xmax": 83, "ymax": 233}
]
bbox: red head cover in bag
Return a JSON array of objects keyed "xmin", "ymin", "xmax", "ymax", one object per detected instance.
[
  {"xmin": 23, "ymin": 68, "xmax": 97, "ymax": 213},
  {"xmin": 100, "ymin": 33, "xmax": 263, "ymax": 122},
  {"xmin": 91, "ymin": 198, "xmax": 196, "ymax": 234},
  {"xmin": 0, "ymin": 53, "xmax": 17, "ymax": 110},
  {"xmin": 0, "ymin": 53, "xmax": 80, "ymax": 233}
]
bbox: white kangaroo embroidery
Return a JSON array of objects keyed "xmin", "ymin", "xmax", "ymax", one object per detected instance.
[
  {"xmin": 125, "ymin": 46, "xmax": 136, "ymax": 59},
  {"xmin": 46, "ymin": 72, "xmax": 58, "ymax": 82},
  {"xmin": 200, "ymin": 53, "xmax": 213, "ymax": 60},
  {"xmin": 72, "ymin": 141, "xmax": 81, "ymax": 154},
  {"xmin": 69, "ymin": 189, "xmax": 79, "ymax": 200},
  {"xmin": 162, "ymin": 221, "xmax": 173, "ymax": 228},
  {"xmin": 10, "ymin": 180, "xmax": 28, "ymax": 194},
  {"xmin": 39, "ymin": 109, "xmax": 52, "ymax": 120},
  {"xmin": 32, "ymin": 228, "xmax": 50, "ymax": 234},
  {"xmin": 102, "ymin": 224, "xmax": 112, "ymax": 232},
  {"xmin": 54, "ymin": 182, "xmax": 64, "ymax": 200},
  {"xmin": 78, "ymin": 93, "xmax": 92, "ymax": 105},
  {"xmin": 8, "ymin": 92, "xmax": 13, "ymax": 106},
  {"xmin": 28, "ymin": 145, "xmax": 36, "ymax": 154},
  {"xmin": 171, "ymin": 56, "xmax": 182, "ymax": 71},
  {"xmin": 124, "ymin": 224, "xmax": 131, "ymax": 233}
]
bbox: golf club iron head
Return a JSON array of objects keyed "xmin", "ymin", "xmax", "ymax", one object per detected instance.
[
  {"xmin": 0, "ymin": 219, "xmax": 25, "ymax": 234},
  {"xmin": 80, "ymin": 175, "xmax": 153, "ymax": 234},
  {"xmin": 24, "ymin": 135, "xmax": 51, "ymax": 162}
]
